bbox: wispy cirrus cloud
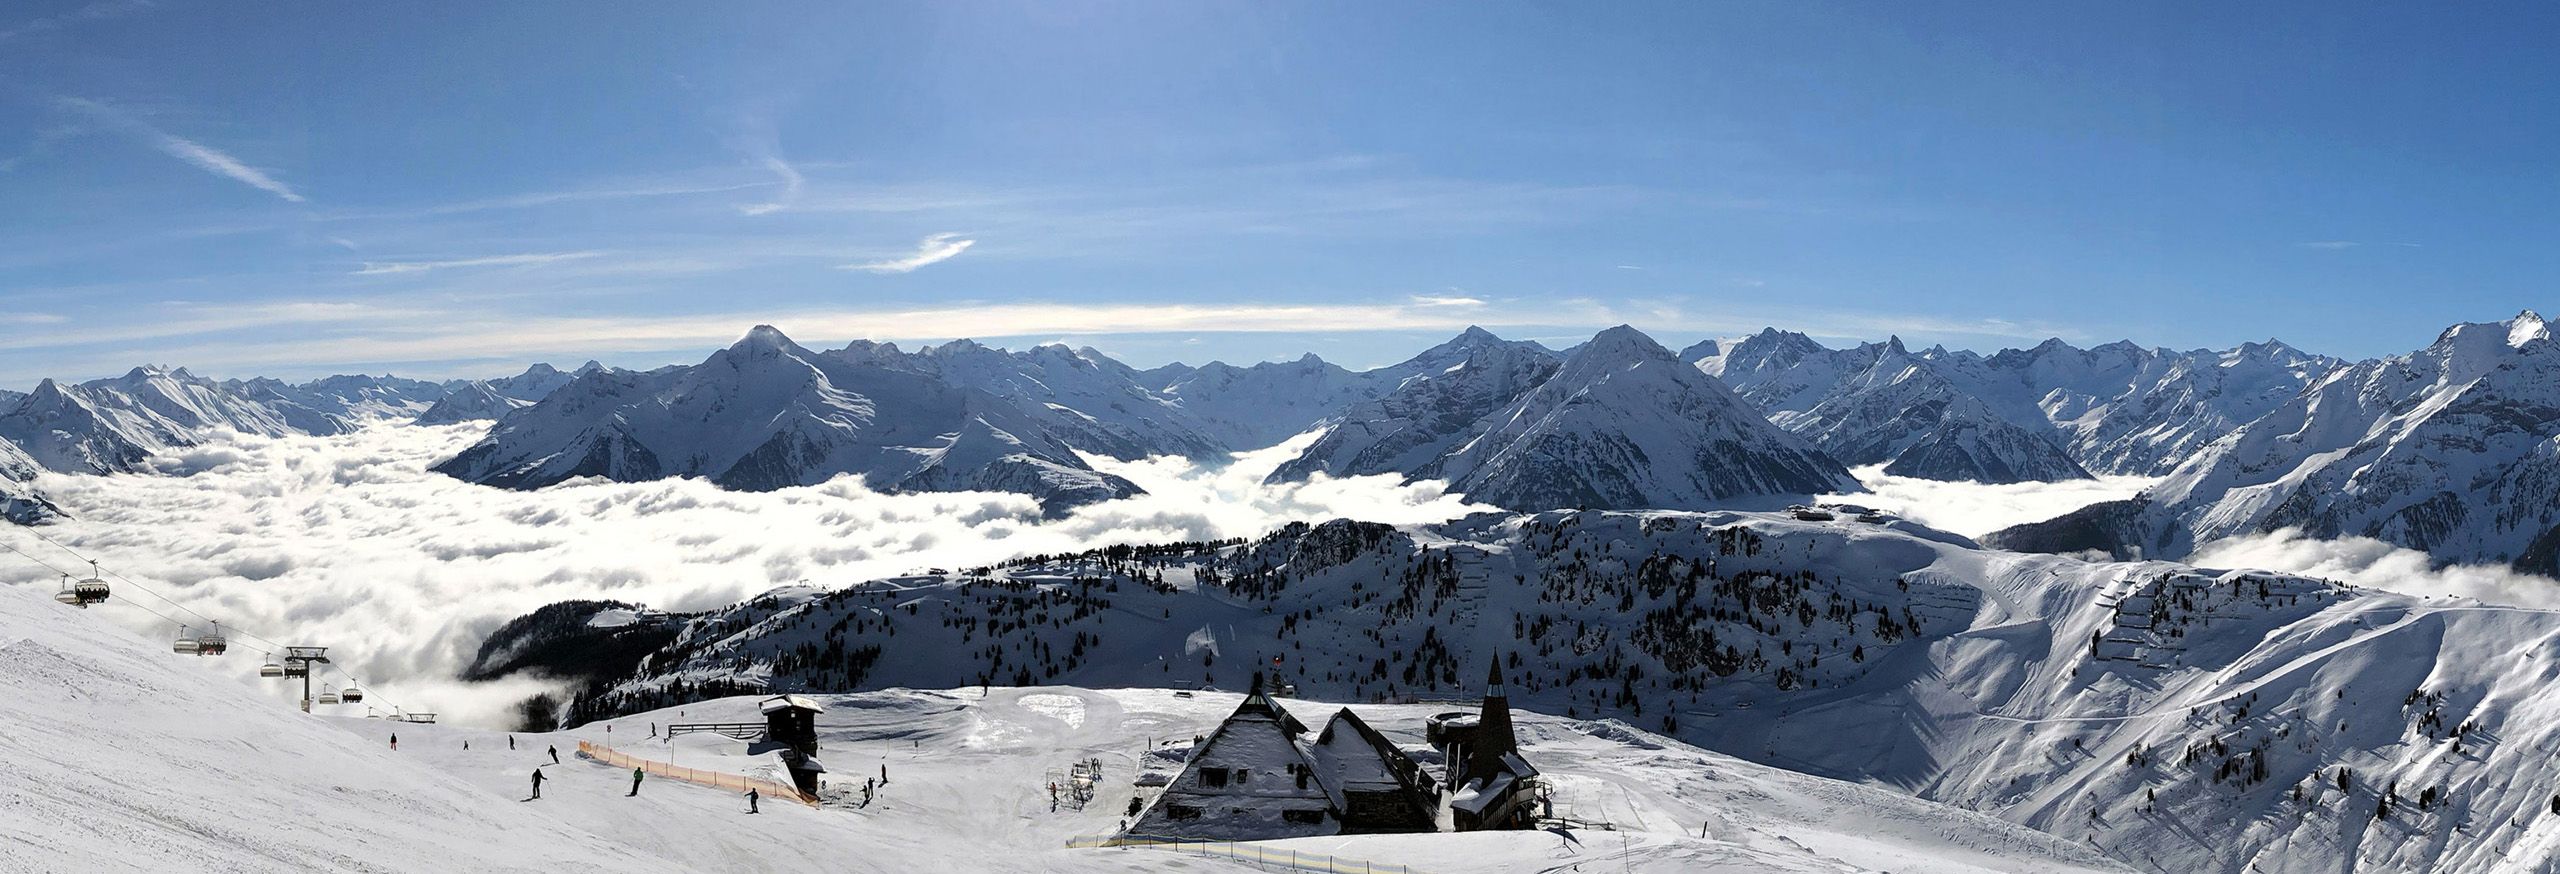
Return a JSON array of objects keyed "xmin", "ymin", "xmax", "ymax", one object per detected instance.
[
  {"xmin": 843, "ymin": 233, "xmax": 976, "ymax": 273},
  {"xmin": 352, "ymin": 251, "xmax": 606, "ymax": 276},
  {"xmin": 55, "ymin": 97, "xmax": 305, "ymax": 202},
  {"xmin": 0, "ymin": 0, "xmax": 152, "ymax": 42},
  {"xmin": 736, "ymin": 156, "xmax": 804, "ymax": 216}
]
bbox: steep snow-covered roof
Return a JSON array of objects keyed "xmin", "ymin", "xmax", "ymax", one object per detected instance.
[{"xmin": 759, "ymin": 694, "xmax": 826, "ymax": 714}]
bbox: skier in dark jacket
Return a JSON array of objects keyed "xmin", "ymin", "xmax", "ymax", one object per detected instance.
[
  {"xmin": 548, "ymin": 745, "xmax": 560, "ymax": 765},
  {"xmin": 628, "ymin": 767, "xmax": 644, "ymax": 796},
  {"xmin": 745, "ymin": 788, "xmax": 759, "ymax": 814},
  {"xmin": 390, "ymin": 733, "xmax": 398, "ymax": 751},
  {"xmin": 530, "ymin": 769, "xmax": 545, "ymax": 800}
]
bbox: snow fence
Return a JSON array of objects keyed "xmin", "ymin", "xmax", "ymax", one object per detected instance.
[
  {"xmin": 577, "ymin": 741, "xmax": 816, "ymax": 806},
  {"xmin": 1064, "ymin": 835, "xmax": 1428, "ymax": 874}
]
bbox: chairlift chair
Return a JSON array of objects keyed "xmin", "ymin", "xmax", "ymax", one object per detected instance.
[
  {"xmin": 259, "ymin": 660, "xmax": 285, "ymax": 678},
  {"xmin": 55, "ymin": 565, "xmax": 110, "ymax": 607},
  {"xmin": 316, "ymin": 691, "xmax": 340, "ymax": 705},
  {"xmin": 171, "ymin": 625, "xmax": 200, "ymax": 655},
  {"xmin": 340, "ymin": 686, "xmax": 364, "ymax": 704},
  {"xmin": 194, "ymin": 622, "xmax": 228, "ymax": 656}
]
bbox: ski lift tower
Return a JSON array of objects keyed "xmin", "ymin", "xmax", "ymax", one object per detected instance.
[{"xmin": 282, "ymin": 646, "xmax": 330, "ymax": 712}]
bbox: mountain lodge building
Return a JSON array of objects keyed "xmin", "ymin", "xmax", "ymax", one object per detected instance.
[{"xmin": 1126, "ymin": 674, "xmax": 1439, "ymax": 840}]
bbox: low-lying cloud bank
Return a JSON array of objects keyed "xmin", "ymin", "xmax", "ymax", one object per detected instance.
[
  {"xmin": 3, "ymin": 425, "xmax": 1491, "ymax": 725},
  {"xmin": 2191, "ymin": 529, "xmax": 2560, "ymax": 610},
  {"xmin": 1826, "ymin": 466, "xmax": 2157, "ymax": 539}
]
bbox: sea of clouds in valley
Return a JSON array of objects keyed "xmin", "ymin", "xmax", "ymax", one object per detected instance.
[
  {"xmin": 0, "ymin": 424, "xmax": 1490, "ymax": 725},
  {"xmin": 13, "ymin": 423, "xmax": 2558, "ymax": 727}
]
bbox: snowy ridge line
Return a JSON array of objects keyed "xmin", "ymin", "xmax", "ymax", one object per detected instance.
[
  {"xmin": 1061, "ymin": 835, "xmax": 1429, "ymax": 874},
  {"xmin": 576, "ymin": 741, "xmax": 815, "ymax": 805},
  {"xmin": 0, "ymin": 521, "xmax": 420, "ymax": 717}
]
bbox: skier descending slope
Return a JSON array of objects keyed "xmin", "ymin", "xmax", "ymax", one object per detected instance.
[
  {"xmin": 529, "ymin": 769, "xmax": 545, "ymax": 800},
  {"xmin": 744, "ymin": 788, "xmax": 759, "ymax": 814},
  {"xmin": 628, "ymin": 767, "xmax": 644, "ymax": 797}
]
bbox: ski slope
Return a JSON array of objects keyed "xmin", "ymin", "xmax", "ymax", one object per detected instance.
[{"xmin": 0, "ymin": 578, "xmax": 2124, "ymax": 873}]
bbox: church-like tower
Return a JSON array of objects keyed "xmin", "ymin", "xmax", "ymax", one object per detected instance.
[{"xmin": 1466, "ymin": 658, "xmax": 1518, "ymax": 782}]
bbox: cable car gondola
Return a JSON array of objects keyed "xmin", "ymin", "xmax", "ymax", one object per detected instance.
[
  {"xmin": 340, "ymin": 686, "xmax": 364, "ymax": 704},
  {"xmin": 171, "ymin": 624, "xmax": 200, "ymax": 655}
]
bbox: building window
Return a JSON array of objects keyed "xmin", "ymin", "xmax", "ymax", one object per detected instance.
[
  {"xmin": 1200, "ymin": 768, "xmax": 1229, "ymax": 788},
  {"xmin": 1166, "ymin": 805, "xmax": 1201, "ymax": 821},
  {"xmin": 1283, "ymin": 809, "xmax": 1326, "ymax": 824}
]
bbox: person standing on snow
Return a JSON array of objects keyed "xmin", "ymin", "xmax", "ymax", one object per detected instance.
[
  {"xmin": 548, "ymin": 745, "xmax": 561, "ymax": 765},
  {"xmin": 628, "ymin": 767, "xmax": 644, "ymax": 796},
  {"xmin": 530, "ymin": 769, "xmax": 545, "ymax": 800},
  {"xmin": 390, "ymin": 733, "xmax": 398, "ymax": 751},
  {"xmin": 745, "ymin": 788, "xmax": 759, "ymax": 814},
  {"xmin": 508, "ymin": 735, "xmax": 516, "ymax": 751}
]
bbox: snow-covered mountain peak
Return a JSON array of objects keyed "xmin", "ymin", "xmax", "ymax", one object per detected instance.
[
  {"xmin": 2506, "ymin": 308, "xmax": 2550, "ymax": 348},
  {"xmin": 728, "ymin": 323, "xmax": 803, "ymax": 355},
  {"xmin": 1558, "ymin": 323, "xmax": 1673, "ymax": 370}
]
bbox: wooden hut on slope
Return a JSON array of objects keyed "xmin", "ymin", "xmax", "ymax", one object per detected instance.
[{"xmin": 1127, "ymin": 675, "xmax": 1438, "ymax": 840}]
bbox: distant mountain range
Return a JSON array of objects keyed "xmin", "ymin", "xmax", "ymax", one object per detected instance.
[
  {"xmin": 13, "ymin": 313, "xmax": 2560, "ymax": 576},
  {"xmin": 1990, "ymin": 310, "xmax": 2560, "ymax": 574}
]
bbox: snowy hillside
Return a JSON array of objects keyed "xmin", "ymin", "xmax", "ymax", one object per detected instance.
[
  {"xmin": 1774, "ymin": 339, "xmax": 2089, "ymax": 484},
  {"xmin": 0, "ymin": 366, "xmax": 456, "ymax": 477},
  {"xmin": 0, "ymin": 574, "xmax": 2132, "ymax": 874},
  {"xmin": 565, "ymin": 510, "xmax": 2560, "ymax": 873},
  {"xmin": 1154, "ymin": 353, "xmax": 1397, "ymax": 450},
  {"xmin": 228, "ymin": 372, "xmax": 453, "ymax": 427},
  {"xmin": 2023, "ymin": 311, "xmax": 2560, "ymax": 575},
  {"xmin": 1696, "ymin": 329, "xmax": 2340, "ymax": 483},
  {"xmin": 832, "ymin": 338, "xmax": 1227, "ymax": 460},
  {"xmin": 0, "ymin": 438, "xmax": 58, "ymax": 523},
  {"xmin": 431, "ymin": 326, "xmax": 1143, "ymax": 514},
  {"xmin": 1268, "ymin": 327, "xmax": 1561, "ymax": 483},
  {"xmin": 413, "ymin": 362, "xmax": 598, "ymax": 425},
  {"xmin": 1406, "ymin": 326, "xmax": 1856, "ymax": 510}
]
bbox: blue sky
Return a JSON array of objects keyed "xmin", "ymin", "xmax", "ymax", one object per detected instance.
[{"xmin": 1, "ymin": 1, "xmax": 2553, "ymax": 384}]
